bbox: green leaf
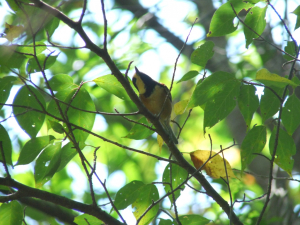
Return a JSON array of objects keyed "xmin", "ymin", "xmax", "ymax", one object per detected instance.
[
  {"xmin": 74, "ymin": 214, "xmax": 102, "ymax": 225},
  {"xmin": 178, "ymin": 215, "xmax": 210, "ymax": 225},
  {"xmin": 0, "ymin": 76, "xmax": 17, "ymax": 110},
  {"xmin": 16, "ymin": 42, "xmax": 46, "ymax": 56},
  {"xmin": 57, "ymin": 142, "xmax": 77, "ymax": 171},
  {"xmin": 48, "ymin": 120, "xmax": 65, "ymax": 134},
  {"xmin": 158, "ymin": 219, "xmax": 174, "ymax": 225},
  {"xmin": 0, "ymin": 201, "xmax": 23, "ymax": 225},
  {"xmin": 5, "ymin": 0, "xmax": 19, "ymax": 11},
  {"xmin": 16, "ymin": 135, "xmax": 55, "ymax": 166},
  {"xmin": 0, "ymin": 45, "xmax": 27, "ymax": 69},
  {"xmin": 244, "ymin": 6, "xmax": 267, "ymax": 48},
  {"xmin": 115, "ymin": 180, "xmax": 145, "ymax": 210},
  {"xmin": 174, "ymin": 99, "xmax": 190, "ymax": 115},
  {"xmin": 27, "ymin": 54, "xmax": 58, "ymax": 72},
  {"xmin": 255, "ymin": 68, "xmax": 297, "ymax": 88},
  {"xmin": 34, "ymin": 142, "xmax": 62, "ymax": 188},
  {"xmin": 238, "ymin": 84, "xmax": 259, "ymax": 129},
  {"xmin": 260, "ymin": 87, "xmax": 282, "ymax": 122},
  {"xmin": 208, "ymin": 0, "xmax": 253, "ymax": 37},
  {"xmin": 282, "ymin": 94, "xmax": 300, "ymax": 135},
  {"xmin": 191, "ymin": 41, "xmax": 214, "ymax": 67},
  {"xmin": 283, "ymin": 41, "xmax": 297, "ymax": 61},
  {"xmin": 132, "ymin": 184, "xmax": 159, "ymax": 225},
  {"xmin": 177, "ymin": 71, "xmax": 199, "ymax": 83},
  {"xmin": 0, "ymin": 124, "xmax": 12, "ymax": 165},
  {"xmin": 269, "ymin": 128, "xmax": 296, "ymax": 176},
  {"xmin": 66, "ymin": 88, "xmax": 96, "ymax": 143},
  {"xmin": 13, "ymin": 86, "xmax": 46, "ymax": 138},
  {"xmin": 189, "ymin": 71, "xmax": 239, "ymax": 107},
  {"xmin": 124, "ymin": 117, "xmax": 154, "ymax": 140},
  {"xmin": 94, "ymin": 75, "xmax": 129, "ymax": 100},
  {"xmin": 241, "ymin": 126, "xmax": 266, "ymax": 172},
  {"xmin": 203, "ymin": 73, "xmax": 240, "ymax": 131},
  {"xmin": 162, "ymin": 163, "xmax": 188, "ymax": 202},
  {"xmin": 48, "ymin": 74, "xmax": 75, "ymax": 92},
  {"xmin": 45, "ymin": 17, "xmax": 60, "ymax": 37},
  {"xmin": 292, "ymin": 5, "xmax": 300, "ymax": 30}
]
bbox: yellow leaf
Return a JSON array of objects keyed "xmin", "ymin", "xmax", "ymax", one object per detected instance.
[
  {"xmin": 157, "ymin": 134, "xmax": 164, "ymax": 152},
  {"xmin": 190, "ymin": 150, "xmax": 236, "ymax": 179},
  {"xmin": 4, "ymin": 23, "xmax": 24, "ymax": 42},
  {"xmin": 256, "ymin": 68, "xmax": 297, "ymax": 88},
  {"xmin": 174, "ymin": 99, "xmax": 189, "ymax": 115}
]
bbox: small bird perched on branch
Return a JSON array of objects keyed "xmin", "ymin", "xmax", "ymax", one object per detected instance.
[{"xmin": 133, "ymin": 67, "xmax": 178, "ymax": 144}]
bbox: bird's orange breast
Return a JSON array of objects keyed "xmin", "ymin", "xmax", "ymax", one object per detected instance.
[{"xmin": 140, "ymin": 84, "xmax": 172, "ymax": 123}]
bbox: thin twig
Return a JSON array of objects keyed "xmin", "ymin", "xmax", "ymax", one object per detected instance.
[
  {"xmin": 79, "ymin": 0, "xmax": 87, "ymax": 23},
  {"xmin": 125, "ymin": 61, "xmax": 134, "ymax": 79},
  {"xmin": 177, "ymin": 109, "xmax": 192, "ymax": 138},
  {"xmin": 267, "ymin": 0, "xmax": 298, "ymax": 54},
  {"xmin": 114, "ymin": 109, "xmax": 155, "ymax": 131},
  {"xmin": 100, "ymin": 0, "xmax": 108, "ymax": 50},
  {"xmin": 169, "ymin": 154, "xmax": 182, "ymax": 225},
  {"xmin": 221, "ymin": 150, "xmax": 233, "ymax": 225}
]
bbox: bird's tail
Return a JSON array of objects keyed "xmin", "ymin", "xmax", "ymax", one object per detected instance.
[{"xmin": 163, "ymin": 122, "xmax": 178, "ymax": 144}]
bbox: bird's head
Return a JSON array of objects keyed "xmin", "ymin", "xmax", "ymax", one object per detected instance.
[{"xmin": 133, "ymin": 67, "xmax": 156, "ymax": 96}]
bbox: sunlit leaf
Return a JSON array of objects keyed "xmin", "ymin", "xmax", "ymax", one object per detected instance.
[
  {"xmin": 0, "ymin": 124, "xmax": 12, "ymax": 165},
  {"xmin": 208, "ymin": 0, "xmax": 253, "ymax": 37},
  {"xmin": 16, "ymin": 135, "xmax": 55, "ymax": 166},
  {"xmin": 0, "ymin": 76, "xmax": 17, "ymax": 110},
  {"xmin": 57, "ymin": 142, "xmax": 77, "ymax": 171},
  {"xmin": 191, "ymin": 41, "xmax": 214, "ymax": 67},
  {"xmin": 132, "ymin": 184, "xmax": 159, "ymax": 225},
  {"xmin": 115, "ymin": 180, "xmax": 145, "ymax": 210},
  {"xmin": 94, "ymin": 75, "xmax": 130, "ymax": 100},
  {"xmin": 269, "ymin": 128, "xmax": 296, "ymax": 176},
  {"xmin": 66, "ymin": 88, "xmax": 96, "ymax": 143},
  {"xmin": 162, "ymin": 163, "xmax": 188, "ymax": 202},
  {"xmin": 0, "ymin": 201, "xmax": 23, "ymax": 225},
  {"xmin": 244, "ymin": 6, "xmax": 267, "ymax": 48},
  {"xmin": 3, "ymin": 23, "xmax": 24, "ymax": 42},
  {"xmin": 178, "ymin": 215, "xmax": 210, "ymax": 225},
  {"xmin": 13, "ymin": 86, "xmax": 46, "ymax": 138},
  {"xmin": 34, "ymin": 142, "xmax": 62, "ymax": 188},
  {"xmin": 255, "ymin": 68, "xmax": 297, "ymax": 88},
  {"xmin": 74, "ymin": 214, "xmax": 102, "ymax": 225},
  {"xmin": 238, "ymin": 84, "xmax": 259, "ymax": 129},
  {"xmin": 240, "ymin": 126, "xmax": 266, "ymax": 173},
  {"xmin": 282, "ymin": 94, "xmax": 300, "ymax": 135},
  {"xmin": 174, "ymin": 99, "xmax": 189, "ymax": 115},
  {"xmin": 190, "ymin": 150, "xmax": 236, "ymax": 179},
  {"xmin": 177, "ymin": 71, "xmax": 199, "ymax": 83},
  {"xmin": 292, "ymin": 5, "xmax": 300, "ymax": 30},
  {"xmin": 48, "ymin": 74, "xmax": 75, "ymax": 92},
  {"xmin": 16, "ymin": 42, "xmax": 46, "ymax": 56}
]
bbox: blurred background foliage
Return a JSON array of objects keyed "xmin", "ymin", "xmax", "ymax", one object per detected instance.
[{"xmin": 0, "ymin": 0, "xmax": 300, "ymax": 224}]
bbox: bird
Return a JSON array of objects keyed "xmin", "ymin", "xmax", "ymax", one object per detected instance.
[{"xmin": 132, "ymin": 67, "xmax": 178, "ymax": 144}]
